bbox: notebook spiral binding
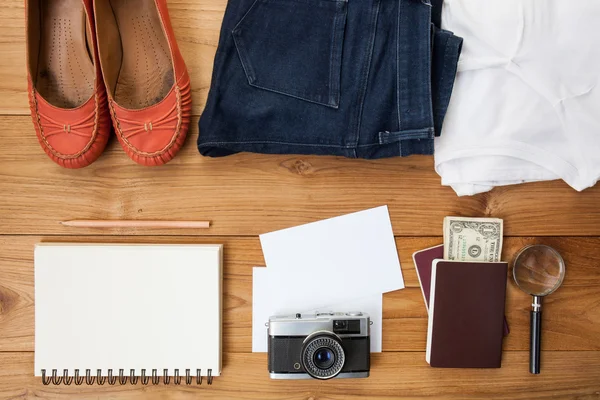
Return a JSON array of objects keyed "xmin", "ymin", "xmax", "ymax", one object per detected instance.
[{"xmin": 41, "ymin": 368, "xmax": 213, "ymax": 386}]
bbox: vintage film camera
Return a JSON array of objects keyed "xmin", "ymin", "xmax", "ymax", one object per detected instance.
[{"xmin": 268, "ymin": 312, "xmax": 370, "ymax": 380}]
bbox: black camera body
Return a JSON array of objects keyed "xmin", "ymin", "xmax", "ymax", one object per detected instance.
[{"xmin": 268, "ymin": 312, "xmax": 370, "ymax": 380}]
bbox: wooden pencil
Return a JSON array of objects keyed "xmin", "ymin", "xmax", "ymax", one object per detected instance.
[{"xmin": 60, "ymin": 220, "xmax": 211, "ymax": 229}]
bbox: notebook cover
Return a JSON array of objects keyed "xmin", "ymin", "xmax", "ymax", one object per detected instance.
[
  {"xmin": 426, "ymin": 260, "xmax": 508, "ymax": 368},
  {"xmin": 413, "ymin": 245, "xmax": 510, "ymax": 336},
  {"xmin": 34, "ymin": 244, "xmax": 223, "ymax": 378}
]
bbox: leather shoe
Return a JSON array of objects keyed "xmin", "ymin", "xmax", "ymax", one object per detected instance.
[
  {"xmin": 26, "ymin": 0, "xmax": 111, "ymax": 168},
  {"xmin": 94, "ymin": 0, "xmax": 192, "ymax": 166}
]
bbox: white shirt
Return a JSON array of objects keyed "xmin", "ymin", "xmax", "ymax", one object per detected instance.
[{"xmin": 435, "ymin": 0, "xmax": 600, "ymax": 196}]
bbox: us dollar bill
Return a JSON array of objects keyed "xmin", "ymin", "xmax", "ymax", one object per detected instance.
[{"xmin": 443, "ymin": 217, "xmax": 503, "ymax": 262}]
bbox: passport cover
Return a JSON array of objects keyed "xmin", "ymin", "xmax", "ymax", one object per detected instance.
[
  {"xmin": 413, "ymin": 245, "xmax": 510, "ymax": 336},
  {"xmin": 412, "ymin": 244, "xmax": 444, "ymax": 311},
  {"xmin": 426, "ymin": 260, "xmax": 508, "ymax": 368}
]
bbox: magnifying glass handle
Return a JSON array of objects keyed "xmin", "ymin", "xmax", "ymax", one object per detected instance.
[{"xmin": 530, "ymin": 297, "xmax": 542, "ymax": 374}]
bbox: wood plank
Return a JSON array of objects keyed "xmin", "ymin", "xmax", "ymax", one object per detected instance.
[
  {"xmin": 0, "ymin": 0, "xmax": 225, "ymax": 116},
  {"xmin": 0, "ymin": 1, "xmax": 29, "ymax": 115},
  {"xmin": 2, "ymin": 236, "xmax": 599, "ymax": 353},
  {"xmin": 2, "ymin": 117, "xmax": 600, "ymax": 237},
  {"xmin": 1, "ymin": 351, "xmax": 599, "ymax": 399}
]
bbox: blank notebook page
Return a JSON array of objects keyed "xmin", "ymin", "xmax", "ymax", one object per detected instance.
[{"xmin": 34, "ymin": 244, "xmax": 222, "ymax": 377}]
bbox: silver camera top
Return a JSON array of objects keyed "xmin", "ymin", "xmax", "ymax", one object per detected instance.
[{"xmin": 268, "ymin": 312, "xmax": 370, "ymax": 338}]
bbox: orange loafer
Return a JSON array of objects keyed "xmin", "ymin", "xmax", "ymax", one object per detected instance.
[
  {"xmin": 94, "ymin": 0, "xmax": 192, "ymax": 166},
  {"xmin": 26, "ymin": 0, "xmax": 111, "ymax": 169}
]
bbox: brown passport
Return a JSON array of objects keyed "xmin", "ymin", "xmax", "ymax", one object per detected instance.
[{"xmin": 426, "ymin": 260, "xmax": 508, "ymax": 368}]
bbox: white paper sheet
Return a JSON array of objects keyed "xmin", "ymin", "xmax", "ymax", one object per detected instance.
[
  {"xmin": 34, "ymin": 244, "xmax": 222, "ymax": 377},
  {"xmin": 260, "ymin": 205, "xmax": 404, "ymax": 302},
  {"xmin": 252, "ymin": 267, "xmax": 383, "ymax": 353}
]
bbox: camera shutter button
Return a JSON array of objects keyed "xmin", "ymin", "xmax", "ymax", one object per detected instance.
[{"xmin": 347, "ymin": 311, "xmax": 363, "ymax": 316}]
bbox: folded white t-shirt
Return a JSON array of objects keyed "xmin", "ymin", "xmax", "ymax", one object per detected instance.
[{"xmin": 435, "ymin": 0, "xmax": 600, "ymax": 196}]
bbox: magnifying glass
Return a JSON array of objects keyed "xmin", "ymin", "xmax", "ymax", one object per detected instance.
[{"xmin": 513, "ymin": 245, "xmax": 566, "ymax": 375}]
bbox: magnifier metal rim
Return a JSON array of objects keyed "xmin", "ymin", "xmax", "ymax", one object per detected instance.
[{"xmin": 512, "ymin": 244, "xmax": 566, "ymax": 297}]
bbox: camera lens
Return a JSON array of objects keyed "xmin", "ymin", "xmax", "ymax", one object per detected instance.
[
  {"xmin": 313, "ymin": 347, "xmax": 335, "ymax": 369},
  {"xmin": 301, "ymin": 334, "xmax": 345, "ymax": 380}
]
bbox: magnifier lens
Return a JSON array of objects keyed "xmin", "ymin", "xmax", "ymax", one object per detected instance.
[
  {"xmin": 513, "ymin": 244, "xmax": 565, "ymax": 375},
  {"xmin": 513, "ymin": 245, "xmax": 565, "ymax": 297}
]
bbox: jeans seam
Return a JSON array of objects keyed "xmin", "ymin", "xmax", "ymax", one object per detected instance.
[
  {"xmin": 434, "ymin": 34, "xmax": 462, "ymax": 130},
  {"xmin": 231, "ymin": 0, "xmax": 260, "ymax": 84},
  {"xmin": 248, "ymin": 83, "xmax": 339, "ymax": 108},
  {"xmin": 198, "ymin": 139, "xmax": 432, "ymax": 149},
  {"xmin": 329, "ymin": 6, "xmax": 339, "ymax": 106},
  {"xmin": 396, "ymin": 0, "xmax": 402, "ymax": 131},
  {"xmin": 232, "ymin": 35, "xmax": 254, "ymax": 84},
  {"xmin": 425, "ymin": 7, "xmax": 435, "ymax": 136},
  {"xmin": 439, "ymin": 36, "xmax": 459, "ymax": 114},
  {"xmin": 351, "ymin": 0, "xmax": 381, "ymax": 150},
  {"xmin": 438, "ymin": 43, "xmax": 448, "ymax": 121},
  {"xmin": 232, "ymin": 0, "xmax": 260, "ymax": 33}
]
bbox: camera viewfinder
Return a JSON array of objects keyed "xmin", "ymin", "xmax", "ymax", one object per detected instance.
[{"xmin": 333, "ymin": 320, "xmax": 360, "ymax": 334}]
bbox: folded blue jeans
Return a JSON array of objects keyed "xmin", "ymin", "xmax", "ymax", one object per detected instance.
[{"xmin": 199, "ymin": 0, "xmax": 463, "ymax": 159}]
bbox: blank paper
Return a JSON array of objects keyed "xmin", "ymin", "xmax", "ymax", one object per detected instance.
[
  {"xmin": 260, "ymin": 205, "xmax": 405, "ymax": 302},
  {"xmin": 34, "ymin": 244, "xmax": 222, "ymax": 377}
]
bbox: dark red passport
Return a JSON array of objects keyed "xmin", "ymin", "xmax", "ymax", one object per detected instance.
[
  {"xmin": 426, "ymin": 260, "xmax": 508, "ymax": 368},
  {"xmin": 413, "ymin": 245, "xmax": 444, "ymax": 311},
  {"xmin": 413, "ymin": 245, "xmax": 510, "ymax": 336}
]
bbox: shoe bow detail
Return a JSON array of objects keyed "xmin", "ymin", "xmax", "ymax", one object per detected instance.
[
  {"xmin": 29, "ymin": 85, "xmax": 111, "ymax": 168},
  {"xmin": 110, "ymin": 77, "xmax": 192, "ymax": 166}
]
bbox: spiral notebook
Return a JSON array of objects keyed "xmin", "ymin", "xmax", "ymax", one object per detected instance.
[{"xmin": 34, "ymin": 243, "xmax": 223, "ymax": 386}]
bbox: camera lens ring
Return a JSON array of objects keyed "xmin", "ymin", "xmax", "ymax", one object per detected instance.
[{"xmin": 301, "ymin": 333, "xmax": 345, "ymax": 380}]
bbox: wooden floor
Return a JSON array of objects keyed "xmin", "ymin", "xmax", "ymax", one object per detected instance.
[{"xmin": 1, "ymin": 1, "xmax": 599, "ymax": 399}]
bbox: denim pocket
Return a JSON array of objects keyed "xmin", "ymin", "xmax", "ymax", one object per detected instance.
[{"xmin": 232, "ymin": 0, "xmax": 348, "ymax": 108}]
